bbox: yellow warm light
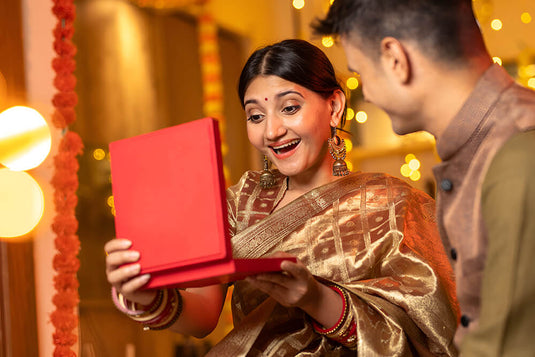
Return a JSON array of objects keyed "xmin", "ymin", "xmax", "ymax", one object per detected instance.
[
  {"xmin": 292, "ymin": 0, "xmax": 305, "ymax": 10},
  {"xmin": 0, "ymin": 168, "xmax": 44, "ymax": 238},
  {"xmin": 491, "ymin": 19, "xmax": 503, "ymax": 31},
  {"xmin": 93, "ymin": 148, "xmax": 106, "ymax": 160},
  {"xmin": 346, "ymin": 108, "xmax": 355, "ymax": 120},
  {"xmin": 346, "ymin": 161, "xmax": 353, "ymax": 172},
  {"xmin": 355, "ymin": 110, "xmax": 368, "ymax": 123},
  {"xmin": 321, "ymin": 36, "xmax": 334, "ymax": 48},
  {"xmin": 405, "ymin": 153, "xmax": 416, "ymax": 163},
  {"xmin": 329, "ymin": 0, "xmax": 335, "ymax": 5},
  {"xmin": 409, "ymin": 170, "xmax": 421, "ymax": 181},
  {"xmin": 492, "ymin": 57, "xmax": 502, "ymax": 66},
  {"xmin": 345, "ymin": 139, "xmax": 353, "ymax": 152},
  {"xmin": 346, "ymin": 77, "xmax": 359, "ymax": 90},
  {"xmin": 400, "ymin": 164, "xmax": 411, "ymax": 177},
  {"xmin": 521, "ymin": 64, "xmax": 535, "ymax": 78},
  {"xmin": 221, "ymin": 143, "xmax": 229, "ymax": 156},
  {"xmin": 528, "ymin": 78, "xmax": 535, "ymax": 89},
  {"xmin": 521, "ymin": 12, "xmax": 532, "ymax": 24},
  {"xmin": 107, "ymin": 195, "xmax": 115, "ymax": 208},
  {"xmin": 408, "ymin": 158, "xmax": 420, "ymax": 171},
  {"xmin": 0, "ymin": 106, "xmax": 51, "ymax": 171}
]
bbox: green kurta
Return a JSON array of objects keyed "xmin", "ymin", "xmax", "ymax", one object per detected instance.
[{"xmin": 461, "ymin": 130, "xmax": 535, "ymax": 356}]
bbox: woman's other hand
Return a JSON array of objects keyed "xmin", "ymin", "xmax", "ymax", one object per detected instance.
[
  {"xmin": 246, "ymin": 251, "xmax": 344, "ymax": 329},
  {"xmin": 104, "ymin": 238, "xmax": 157, "ymax": 305},
  {"xmin": 246, "ymin": 253, "xmax": 320, "ymax": 310}
]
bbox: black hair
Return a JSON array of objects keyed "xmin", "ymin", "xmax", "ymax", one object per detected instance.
[
  {"xmin": 311, "ymin": 0, "xmax": 479, "ymax": 62},
  {"xmin": 238, "ymin": 39, "xmax": 347, "ymax": 127}
]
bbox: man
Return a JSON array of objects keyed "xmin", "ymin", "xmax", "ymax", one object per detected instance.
[{"xmin": 313, "ymin": 0, "xmax": 535, "ymax": 356}]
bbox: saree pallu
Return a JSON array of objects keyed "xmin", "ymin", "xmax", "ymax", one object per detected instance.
[{"xmin": 208, "ymin": 171, "xmax": 459, "ymax": 356}]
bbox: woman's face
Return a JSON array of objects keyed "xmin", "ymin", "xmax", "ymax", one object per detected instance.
[{"xmin": 243, "ymin": 75, "xmax": 338, "ymax": 178}]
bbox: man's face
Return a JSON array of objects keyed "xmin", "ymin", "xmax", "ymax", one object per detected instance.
[{"xmin": 340, "ymin": 35, "xmax": 422, "ymax": 135}]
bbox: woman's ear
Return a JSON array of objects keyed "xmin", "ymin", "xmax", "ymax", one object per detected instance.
[
  {"xmin": 380, "ymin": 37, "xmax": 411, "ymax": 83},
  {"xmin": 329, "ymin": 89, "xmax": 346, "ymax": 128}
]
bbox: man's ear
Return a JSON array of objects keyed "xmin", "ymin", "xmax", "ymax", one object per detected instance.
[
  {"xmin": 380, "ymin": 37, "xmax": 411, "ymax": 83},
  {"xmin": 329, "ymin": 89, "xmax": 346, "ymax": 128}
]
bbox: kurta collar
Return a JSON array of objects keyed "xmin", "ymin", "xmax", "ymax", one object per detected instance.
[{"xmin": 435, "ymin": 64, "xmax": 514, "ymax": 161}]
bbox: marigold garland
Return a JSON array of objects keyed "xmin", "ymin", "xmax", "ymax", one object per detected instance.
[
  {"xmin": 198, "ymin": 8, "xmax": 230, "ymax": 185},
  {"xmin": 50, "ymin": 0, "xmax": 83, "ymax": 356}
]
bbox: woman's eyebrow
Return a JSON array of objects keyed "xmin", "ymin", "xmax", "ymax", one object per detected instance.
[
  {"xmin": 277, "ymin": 90, "xmax": 304, "ymax": 99},
  {"xmin": 244, "ymin": 90, "xmax": 303, "ymax": 106},
  {"xmin": 244, "ymin": 98, "xmax": 258, "ymax": 106}
]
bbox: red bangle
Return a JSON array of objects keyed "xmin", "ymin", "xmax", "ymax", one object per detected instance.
[{"xmin": 311, "ymin": 285, "xmax": 348, "ymax": 334}]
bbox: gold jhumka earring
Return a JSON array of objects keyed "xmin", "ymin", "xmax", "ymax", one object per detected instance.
[
  {"xmin": 328, "ymin": 127, "xmax": 350, "ymax": 176},
  {"xmin": 259, "ymin": 155, "xmax": 276, "ymax": 189}
]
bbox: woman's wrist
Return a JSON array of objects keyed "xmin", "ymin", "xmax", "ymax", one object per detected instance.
[
  {"xmin": 310, "ymin": 284, "xmax": 358, "ymax": 349},
  {"xmin": 302, "ymin": 282, "xmax": 344, "ymax": 328}
]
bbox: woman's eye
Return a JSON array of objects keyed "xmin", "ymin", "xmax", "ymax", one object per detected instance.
[
  {"xmin": 247, "ymin": 114, "xmax": 263, "ymax": 122},
  {"xmin": 282, "ymin": 105, "xmax": 300, "ymax": 114}
]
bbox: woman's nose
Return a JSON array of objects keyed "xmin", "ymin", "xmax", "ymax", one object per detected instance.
[{"xmin": 264, "ymin": 115, "xmax": 286, "ymax": 140}]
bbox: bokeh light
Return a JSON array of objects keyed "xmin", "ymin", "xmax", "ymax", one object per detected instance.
[
  {"xmin": 292, "ymin": 0, "xmax": 305, "ymax": 10},
  {"xmin": 408, "ymin": 158, "xmax": 420, "ymax": 171},
  {"xmin": 355, "ymin": 110, "xmax": 368, "ymax": 123},
  {"xmin": 345, "ymin": 139, "xmax": 353, "ymax": 152},
  {"xmin": 400, "ymin": 164, "xmax": 411, "ymax": 177},
  {"xmin": 521, "ymin": 12, "xmax": 532, "ymax": 24},
  {"xmin": 0, "ymin": 168, "xmax": 44, "ymax": 238},
  {"xmin": 405, "ymin": 153, "xmax": 416, "ymax": 162},
  {"xmin": 346, "ymin": 108, "xmax": 355, "ymax": 120},
  {"xmin": 528, "ymin": 78, "xmax": 535, "ymax": 89},
  {"xmin": 0, "ymin": 106, "xmax": 51, "ymax": 171},
  {"xmin": 346, "ymin": 77, "xmax": 359, "ymax": 90},
  {"xmin": 409, "ymin": 170, "xmax": 421, "ymax": 181},
  {"xmin": 491, "ymin": 19, "xmax": 503, "ymax": 30},
  {"xmin": 321, "ymin": 36, "xmax": 334, "ymax": 48},
  {"xmin": 401, "ymin": 153, "xmax": 421, "ymax": 181},
  {"xmin": 93, "ymin": 148, "xmax": 106, "ymax": 160}
]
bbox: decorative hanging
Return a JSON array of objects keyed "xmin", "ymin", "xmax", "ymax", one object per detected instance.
[
  {"xmin": 198, "ymin": 7, "xmax": 230, "ymax": 185},
  {"xmin": 50, "ymin": 0, "xmax": 83, "ymax": 356}
]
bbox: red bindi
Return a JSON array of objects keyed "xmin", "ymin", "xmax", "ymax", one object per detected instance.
[{"xmin": 265, "ymin": 97, "xmax": 268, "ymax": 101}]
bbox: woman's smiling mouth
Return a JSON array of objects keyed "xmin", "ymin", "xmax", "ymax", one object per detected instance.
[{"xmin": 270, "ymin": 139, "xmax": 301, "ymax": 156}]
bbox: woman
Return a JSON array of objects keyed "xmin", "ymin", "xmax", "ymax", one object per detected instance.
[{"xmin": 105, "ymin": 39, "xmax": 459, "ymax": 356}]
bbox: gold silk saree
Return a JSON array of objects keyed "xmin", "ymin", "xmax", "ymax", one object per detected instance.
[{"xmin": 208, "ymin": 171, "xmax": 458, "ymax": 356}]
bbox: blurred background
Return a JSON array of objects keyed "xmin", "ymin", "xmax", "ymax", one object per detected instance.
[{"xmin": 0, "ymin": 0, "xmax": 533, "ymax": 356}]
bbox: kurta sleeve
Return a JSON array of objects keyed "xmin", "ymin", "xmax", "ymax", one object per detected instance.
[{"xmin": 462, "ymin": 130, "xmax": 535, "ymax": 356}]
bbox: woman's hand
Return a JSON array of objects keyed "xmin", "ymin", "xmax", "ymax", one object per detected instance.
[
  {"xmin": 104, "ymin": 238, "xmax": 157, "ymax": 305},
  {"xmin": 246, "ymin": 252, "xmax": 344, "ymax": 329},
  {"xmin": 245, "ymin": 252, "xmax": 321, "ymax": 310}
]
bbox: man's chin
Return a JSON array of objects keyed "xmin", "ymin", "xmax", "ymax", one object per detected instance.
[{"xmin": 391, "ymin": 121, "xmax": 420, "ymax": 136}]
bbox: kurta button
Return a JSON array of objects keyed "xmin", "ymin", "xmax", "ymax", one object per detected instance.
[
  {"xmin": 460, "ymin": 315, "xmax": 470, "ymax": 327},
  {"xmin": 450, "ymin": 248, "xmax": 457, "ymax": 261},
  {"xmin": 440, "ymin": 179, "xmax": 453, "ymax": 191}
]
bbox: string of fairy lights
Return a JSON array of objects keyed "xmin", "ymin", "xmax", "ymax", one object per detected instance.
[
  {"xmin": 90, "ymin": 0, "xmax": 535, "ymax": 218},
  {"xmin": 294, "ymin": 0, "xmax": 535, "ymax": 182}
]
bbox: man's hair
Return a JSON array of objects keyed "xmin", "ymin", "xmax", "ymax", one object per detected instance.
[{"xmin": 312, "ymin": 0, "xmax": 480, "ymax": 62}]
